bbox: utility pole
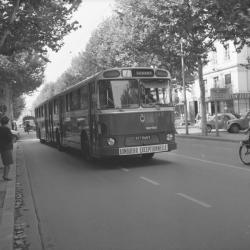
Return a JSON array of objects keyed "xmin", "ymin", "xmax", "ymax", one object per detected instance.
[{"xmin": 181, "ymin": 41, "xmax": 189, "ymax": 135}]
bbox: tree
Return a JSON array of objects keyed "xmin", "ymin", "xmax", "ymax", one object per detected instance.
[
  {"xmin": 13, "ymin": 95, "xmax": 25, "ymax": 120},
  {"xmin": 0, "ymin": 0, "xmax": 82, "ymax": 119},
  {"xmin": 212, "ymin": 0, "xmax": 250, "ymax": 49},
  {"xmin": 0, "ymin": 51, "xmax": 45, "ymax": 95},
  {"xmin": 0, "ymin": 0, "xmax": 81, "ymax": 57}
]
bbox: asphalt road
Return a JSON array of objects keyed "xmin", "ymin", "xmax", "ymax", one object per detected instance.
[{"xmin": 19, "ymin": 134, "xmax": 250, "ymax": 250}]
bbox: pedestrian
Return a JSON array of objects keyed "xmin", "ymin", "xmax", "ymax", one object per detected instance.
[
  {"xmin": 0, "ymin": 116, "xmax": 13, "ymax": 181},
  {"xmin": 25, "ymin": 122, "xmax": 31, "ymax": 134}
]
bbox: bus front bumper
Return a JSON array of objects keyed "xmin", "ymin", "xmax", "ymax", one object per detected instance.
[{"xmin": 97, "ymin": 142, "xmax": 177, "ymax": 157}]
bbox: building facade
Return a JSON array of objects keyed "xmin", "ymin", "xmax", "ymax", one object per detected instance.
[{"xmin": 187, "ymin": 41, "xmax": 250, "ymax": 121}]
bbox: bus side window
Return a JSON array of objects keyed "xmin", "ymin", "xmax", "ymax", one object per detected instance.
[
  {"xmin": 70, "ymin": 91, "xmax": 81, "ymax": 110},
  {"xmin": 53, "ymin": 99, "xmax": 59, "ymax": 114},
  {"xmin": 80, "ymin": 86, "xmax": 89, "ymax": 110},
  {"xmin": 66, "ymin": 94, "xmax": 70, "ymax": 112}
]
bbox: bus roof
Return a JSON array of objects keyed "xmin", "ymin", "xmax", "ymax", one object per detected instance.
[{"xmin": 35, "ymin": 67, "xmax": 171, "ymax": 109}]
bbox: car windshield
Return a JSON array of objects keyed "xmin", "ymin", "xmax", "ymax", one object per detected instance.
[
  {"xmin": 98, "ymin": 79, "xmax": 139, "ymax": 109},
  {"xmin": 140, "ymin": 79, "xmax": 171, "ymax": 107}
]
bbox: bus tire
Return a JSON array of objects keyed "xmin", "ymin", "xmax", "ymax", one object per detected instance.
[
  {"xmin": 81, "ymin": 133, "xmax": 91, "ymax": 160},
  {"xmin": 141, "ymin": 153, "xmax": 154, "ymax": 159},
  {"xmin": 56, "ymin": 130, "xmax": 63, "ymax": 151}
]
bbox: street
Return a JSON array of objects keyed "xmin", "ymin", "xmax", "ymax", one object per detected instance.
[{"xmin": 18, "ymin": 133, "xmax": 250, "ymax": 250}]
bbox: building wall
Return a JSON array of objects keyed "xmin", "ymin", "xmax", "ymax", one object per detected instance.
[{"xmin": 188, "ymin": 41, "xmax": 250, "ymax": 118}]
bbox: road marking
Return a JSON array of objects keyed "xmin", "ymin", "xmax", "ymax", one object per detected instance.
[
  {"xmin": 121, "ymin": 168, "xmax": 130, "ymax": 172},
  {"xmin": 176, "ymin": 193, "xmax": 212, "ymax": 208},
  {"xmin": 169, "ymin": 152, "xmax": 250, "ymax": 172},
  {"xmin": 140, "ymin": 176, "xmax": 160, "ymax": 186}
]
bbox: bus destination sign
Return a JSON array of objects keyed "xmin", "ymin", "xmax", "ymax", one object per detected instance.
[{"xmin": 132, "ymin": 69, "xmax": 154, "ymax": 77}]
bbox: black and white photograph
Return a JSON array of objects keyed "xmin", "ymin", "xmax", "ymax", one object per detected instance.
[{"xmin": 1, "ymin": 0, "xmax": 250, "ymax": 249}]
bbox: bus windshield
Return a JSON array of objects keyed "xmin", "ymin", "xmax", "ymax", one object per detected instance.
[
  {"xmin": 140, "ymin": 79, "xmax": 171, "ymax": 107},
  {"xmin": 98, "ymin": 79, "xmax": 139, "ymax": 109}
]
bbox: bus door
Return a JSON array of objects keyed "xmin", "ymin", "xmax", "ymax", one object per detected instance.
[
  {"xmin": 48, "ymin": 101, "xmax": 54, "ymax": 142},
  {"xmin": 89, "ymin": 81, "xmax": 97, "ymax": 154},
  {"xmin": 58, "ymin": 96, "xmax": 64, "ymax": 142},
  {"xmin": 44, "ymin": 103, "xmax": 49, "ymax": 141}
]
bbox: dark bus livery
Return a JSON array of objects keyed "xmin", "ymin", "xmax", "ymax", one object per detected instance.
[{"xmin": 35, "ymin": 67, "xmax": 177, "ymax": 159}]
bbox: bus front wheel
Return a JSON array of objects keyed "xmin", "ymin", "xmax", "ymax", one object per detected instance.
[
  {"xmin": 56, "ymin": 131, "xmax": 63, "ymax": 151},
  {"xmin": 81, "ymin": 134, "xmax": 91, "ymax": 160}
]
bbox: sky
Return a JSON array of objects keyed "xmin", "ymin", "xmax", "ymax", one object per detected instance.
[
  {"xmin": 23, "ymin": 0, "xmax": 115, "ymax": 116},
  {"xmin": 45, "ymin": 0, "xmax": 115, "ymax": 82}
]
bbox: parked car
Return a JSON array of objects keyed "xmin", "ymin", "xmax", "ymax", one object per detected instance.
[
  {"xmin": 206, "ymin": 113, "xmax": 236, "ymax": 133},
  {"xmin": 11, "ymin": 129, "xmax": 20, "ymax": 142},
  {"xmin": 227, "ymin": 111, "xmax": 250, "ymax": 133}
]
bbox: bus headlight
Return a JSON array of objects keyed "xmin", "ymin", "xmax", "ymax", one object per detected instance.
[
  {"xmin": 107, "ymin": 138, "xmax": 115, "ymax": 146},
  {"xmin": 166, "ymin": 133, "xmax": 174, "ymax": 141}
]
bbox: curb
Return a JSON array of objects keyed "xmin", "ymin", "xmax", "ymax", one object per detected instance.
[
  {"xmin": 0, "ymin": 144, "xmax": 17, "ymax": 250},
  {"xmin": 176, "ymin": 134, "xmax": 243, "ymax": 143}
]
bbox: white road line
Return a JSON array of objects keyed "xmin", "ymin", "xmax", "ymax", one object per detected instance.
[
  {"xmin": 140, "ymin": 176, "xmax": 160, "ymax": 186},
  {"xmin": 121, "ymin": 168, "xmax": 130, "ymax": 172},
  {"xmin": 176, "ymin": 193, "xmax": 212, "ymax": 208},
  {"xmin": 169, "ymin": 152, "xmax": 250, "ymax": 172}
]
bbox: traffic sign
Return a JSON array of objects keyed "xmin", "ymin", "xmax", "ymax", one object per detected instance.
[{"xmin": 210, "ymin": 88, "xmax": 230, "ymax": 101}]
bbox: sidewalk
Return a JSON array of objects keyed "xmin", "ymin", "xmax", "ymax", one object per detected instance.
[
  {"xmin": 176, "ymin": 125, "xmax": 246, "ymax": 143},
  {"xmin": 0, "ymin": 144, "xmax": 16, "ymax": 250}
]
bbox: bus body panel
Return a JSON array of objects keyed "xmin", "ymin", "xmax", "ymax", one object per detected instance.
[
  {"xmin": 95, "ymin": 110, "xmax": 176, "ymax": 157},
  {"xmin": 61, "ymin": 110, "xmax": 89, "ymax": 149},
  {"xmin": 35, "ymin": 67, "xmax": 177, "ymax": 158}
]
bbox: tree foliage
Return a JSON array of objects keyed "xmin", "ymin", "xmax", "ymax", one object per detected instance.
[
  {"xmin": 0, "ymin": 0, "xmax": 81, "ymax": 56},
  {"xmin": 13, "ymin": 95, "xmax": 25, "ymax": 120},
  {"xmin": 0, "ymin": 0, "xmax": 82, "ymax": 119},
  {"xmin": 212, "ymin": 0, "xmax": 250, "ymax": 49}
]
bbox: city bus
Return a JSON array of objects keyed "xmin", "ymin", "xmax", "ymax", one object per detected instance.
[{"xmin": 35, "ymin": 67, "xmax": 177, "ymax": 159}]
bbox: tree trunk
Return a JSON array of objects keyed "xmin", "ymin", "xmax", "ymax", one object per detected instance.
[{"xmin": 198, "ymin": 56, "xmax": 207, "ymax": 136}]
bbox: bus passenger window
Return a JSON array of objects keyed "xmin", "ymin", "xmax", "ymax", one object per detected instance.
[
  {"xmin": 80, "ymin": 86, "xmax": 88, "ymax": 109},
  {"xmin": 66, "ymin": 94, "xmax": 70, "ymax": 111},
  {"xmin": 70, "ymin": 91, "xmax": 80, "ymax": 110},
  {"xmin": 53, "ymin": 99, "xmax": 58, "ymax": 114}
]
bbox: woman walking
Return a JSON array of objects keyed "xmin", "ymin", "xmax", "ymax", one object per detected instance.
[{"xmin": 0, "ymin": 116, "xmax": 13, "ymax": 181}]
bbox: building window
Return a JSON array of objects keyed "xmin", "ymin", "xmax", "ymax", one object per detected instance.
[
  {"xmin": 224, "ymin": 44, "xmax": 230, "ymax": 60},
  {"xmin": 225, "ymin": 73, "xmax": 231, "ymax": 85},
  {"xmin": 213, "ymin": 76, "xmax": 219, "ymax": 88}
]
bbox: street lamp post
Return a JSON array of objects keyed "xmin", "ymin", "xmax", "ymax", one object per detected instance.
[{"xmin": 181, "ymin": 41, "xmax": 189, "ymax": 135}]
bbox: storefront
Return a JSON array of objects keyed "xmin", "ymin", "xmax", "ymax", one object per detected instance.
[{"xmin": 231, "ymin": 93, "xmax": 250, "ymax": 115}]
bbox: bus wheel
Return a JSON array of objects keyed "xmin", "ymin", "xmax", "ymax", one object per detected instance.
[
  {"xmin": 81, "ymin": 134, "xmax": 91, "ymax": 160},
  {"xmin": 56, "ymin": 131, "xmax": 63, "ymax": 151},
  {"xmin": 141, "ymin": 153, "xmax": 154, "ymax": 159}
]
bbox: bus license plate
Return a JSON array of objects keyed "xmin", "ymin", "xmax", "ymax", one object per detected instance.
[{"xmin": 119, "ymin": 144, "xmax": 168, "ymax": 155}]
